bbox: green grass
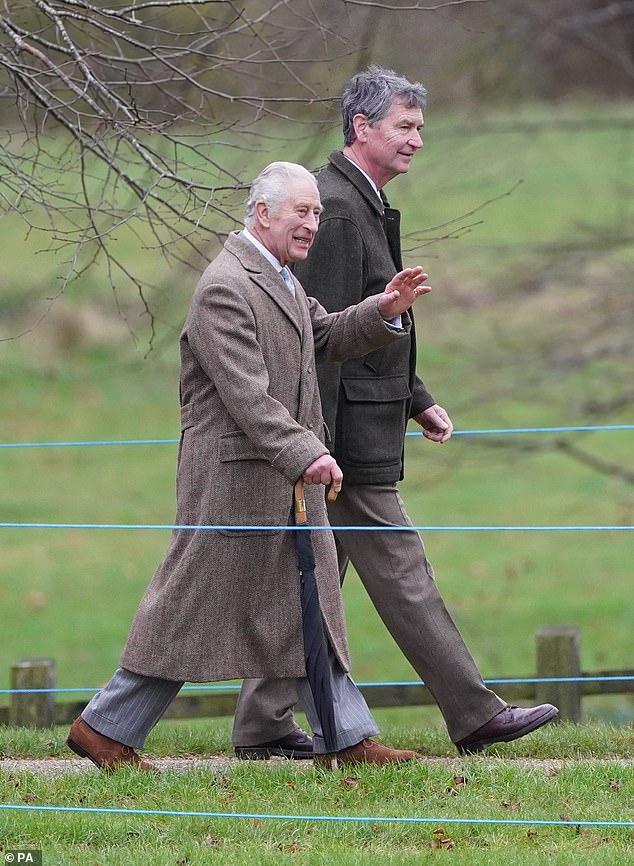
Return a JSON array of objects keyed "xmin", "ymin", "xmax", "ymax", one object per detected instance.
[
  {"xmin": 2, "ymin": 718, "xmax": 633, "ymax": 761},
  {"xmin": 1, "ymin": 729, "xmax": 633, "ymax": 866},
  {"xmin": 2, "ymin": 723, "xmax": 632, "ymax": 864}
]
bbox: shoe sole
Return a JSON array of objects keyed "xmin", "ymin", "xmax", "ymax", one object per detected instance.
[
  {"xmin": 66, "ymin": 736, "xmax": 158, "ymax": 773},
  {"xmin": 234, "ymin": 747, "xmax": 314, "ymax": 760},
  {"xmin": 457, "ymin": 707, "xmax": 559, "ymax": 755}
]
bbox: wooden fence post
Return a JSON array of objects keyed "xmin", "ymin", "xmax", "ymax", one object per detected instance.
[
  {"xmin": 9, "ymin": 658, "xmax": 56, "ymax": 728},
  {"xmin": 536, "ymin": 626, "xmax": 581, "ymax": 723}
]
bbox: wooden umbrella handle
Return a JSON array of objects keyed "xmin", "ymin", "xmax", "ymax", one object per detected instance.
[
  {"xmin": 295, "ymin": 479, "xmax": 338, "ymax": 523},
  {"xmin": 294, "ymin": 479, "xmax": 307, "ymax": 525}
]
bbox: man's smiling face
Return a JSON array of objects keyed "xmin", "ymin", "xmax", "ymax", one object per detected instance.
[
  {"xmin": 255, "ymin": 176, "xmax": 323, "ymax": 266},
  {"xmin": 356, "ymin": 98, "xmax": 424, "ymax": 189}
]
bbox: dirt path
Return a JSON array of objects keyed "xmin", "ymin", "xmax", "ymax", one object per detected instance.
[{"xmin": 3, "ymin": 756, "xmax": 633, "ymax": 776}]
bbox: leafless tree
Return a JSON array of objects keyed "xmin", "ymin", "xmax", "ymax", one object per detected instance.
[
  {"xmin": 459, "ymin": 0, "xmax": 634, "ymax": 100},
  {"xmin": 0, "ymin": 1, "xmax": 357, "ymax": 326}
]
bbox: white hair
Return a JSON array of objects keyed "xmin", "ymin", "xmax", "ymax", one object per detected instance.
[{"xmin": 244, "ymin": 162, "xmax": 316, "ymax": 229}]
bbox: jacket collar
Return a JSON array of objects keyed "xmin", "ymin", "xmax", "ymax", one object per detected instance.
[
  {"xmin": 327, "ymin": 152, "xmax": 402, "ymax": 270},
  {"xmin": 224, "ymin": 232, "xmax": 302, "ymax": 334},
  {"xmin": 327, "ymin": 151, "xmax": 387, "ymax": 218}
]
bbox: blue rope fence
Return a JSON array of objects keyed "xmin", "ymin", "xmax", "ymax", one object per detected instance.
[
  {"xmin": 1, "ymin": 423, "xmax": 632, "ymax": 449},
  {"xmin": 3, "ymin": 423, "xmax": 631, "ymax": 530},
  {"xmin": 1, "ymin": 802, "xmax": 632, "ymax": 829},
  {"xmin": 2, "ymin": 522, "xmax": 633, "ymax": 530},
  {"xmin": 2, "ymin": 676, "xmax": 634, "ymax": 696}
]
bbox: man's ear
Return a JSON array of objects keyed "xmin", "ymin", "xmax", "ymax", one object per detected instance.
[
  {"xmin": 255, "ymin": 200, "xmax": 270, "ymax": 228},
  {"xmin": 352, "ymin": 113, "xmax": 369, "ymax": 142}
]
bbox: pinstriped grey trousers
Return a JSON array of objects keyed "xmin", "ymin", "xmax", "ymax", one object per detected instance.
[{"xmin": 81, "ymin": 644, "xmax": 378, "ymax": 754}]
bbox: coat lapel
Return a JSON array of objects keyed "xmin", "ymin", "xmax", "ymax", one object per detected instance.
[
  {"xmin": 328, "ymin": 152, "xmax": 403, "ymax": 271},
  {"xmin": 226, "ymin": 233, "xmax": 302, "ymax": 335},
  {"xmin": 252, "ymin": 271, "xmax": 303, "ymax": 335}
]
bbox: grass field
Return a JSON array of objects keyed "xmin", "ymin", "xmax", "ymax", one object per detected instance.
[
  {"xmin": 1, "ymin": 759, "xmax": 633, "ymax": 866},
  {"xmin": 1, "ymin": 101, "xmax": 633, "ymax": 865},
  {"xmin": 1, "ymin": 722, "xmax": 633, "ymax": 866}
]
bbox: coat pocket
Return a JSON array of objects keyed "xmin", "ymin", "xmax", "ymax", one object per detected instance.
[
  {"xmin": 218, "ymin": 430, "xmax": 264, "ymax": 462},
  {"xmin": 338, "ymin": 376, "xmax": 411, "ymax": 468},
  {"xmin": 216, "ymin": 431, "xmax": 290, "ymax": 536},
  {"xmin": 341, "ymin": 375, "xmax": 411, "ymax": 404}
]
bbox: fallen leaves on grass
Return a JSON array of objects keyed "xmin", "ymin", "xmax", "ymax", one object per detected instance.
[
  {"xmin": 340, "ymin": 776, "xmax": 360, "ymax": 787},
  {"xmin": 446, "ymin": 775, "xmax": 468, "ymax": 795},
  {"xmin": 426, "ymin": 827, "xmax": 455, "ymax": 849}
]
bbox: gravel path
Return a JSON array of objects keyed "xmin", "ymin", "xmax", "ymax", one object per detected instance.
[
  {"xmin": 2, "ymin": 757, "xmax": 238, "ymax": 775},
  {"xmin": 3, "ymin": 756, "xmax": 633, "ymax": 776}
]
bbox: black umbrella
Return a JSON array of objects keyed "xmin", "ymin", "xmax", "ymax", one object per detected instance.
[{"xmin": 294, "ymin": 479, "xmax": 339, "ymax": 769}]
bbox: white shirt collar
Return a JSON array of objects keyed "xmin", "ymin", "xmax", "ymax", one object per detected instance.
[
  {"xmin": 342, "ymin": 155, "xmax": 382, "ymax": 201},
  {"xmin": 241, "ymin": 227, "xmax": 284, "ymax": 272}
]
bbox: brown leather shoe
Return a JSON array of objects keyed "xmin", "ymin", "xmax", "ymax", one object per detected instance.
[
  {"xmin": 314, "ymin": 738, "xmax": 421, "ymax": 767},
  {"xmin": 67, "ymin": 717, "xmax": 159, "ymax": 773},
  {"xmin": 455, "ymin": 703, "xmax": 559, "ymax": 755}
]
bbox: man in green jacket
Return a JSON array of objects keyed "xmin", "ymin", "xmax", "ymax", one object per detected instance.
[{"xmin": 232, "ymin": 67, "xmax": 558, "ymax": 758}]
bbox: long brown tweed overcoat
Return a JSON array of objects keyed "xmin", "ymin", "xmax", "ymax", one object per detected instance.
[{"xmin": 121, "ymin": 233, "xmax": 410, "ymax": 683}]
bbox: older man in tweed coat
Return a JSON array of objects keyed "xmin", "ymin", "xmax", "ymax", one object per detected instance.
[{"xmin": 66, "ymin": 161, "xmax": 430, "ymax": 770}]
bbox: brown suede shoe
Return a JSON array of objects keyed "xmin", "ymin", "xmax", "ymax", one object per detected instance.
[
  {"xmin": 314, "ymin": 738, "xmax": 421, "ymax": 767},
  {"xmin": 67, "ymin": 717, "xmax": 159, "ymax": 773},
  {"xmin": 455, "ymin": 703, "xmax": 559, "ymax": 755}
]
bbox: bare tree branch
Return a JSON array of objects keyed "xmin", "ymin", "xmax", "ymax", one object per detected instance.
[
  {"xmin": 342, "ymin": 0, "xmax": 487, "ymax": 10},
  {"xmin": 555, "ymin": 439, "xmax": 634, "ymax": 484},
  {"xmin": 0, "ymin": 0, "xmax": 353, "ymax": 341}
]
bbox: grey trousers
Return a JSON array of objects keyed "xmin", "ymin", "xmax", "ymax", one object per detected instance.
[
  {"xmin": 233, "ymin": 483, "xmax": 505, "ymax": 746},
  {"xmin": 82, "ymin": 646, "xmax": 378, "ymax": 754}
]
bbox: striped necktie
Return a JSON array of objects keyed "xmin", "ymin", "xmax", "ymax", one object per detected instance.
[{"xmin": 280, "ymin": 266, "xmax": 295, "ymax": 297}]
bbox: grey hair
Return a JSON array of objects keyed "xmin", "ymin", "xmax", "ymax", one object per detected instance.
[
  {"xmin": 244, "ymin": 161, "xmax": 316, "ymax": 228},
  {"xmin": 341, "ymin": 66, "xmax": 427, "ymax": 146}
]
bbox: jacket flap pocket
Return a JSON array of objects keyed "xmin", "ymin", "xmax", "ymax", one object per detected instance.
[
  {"xmin": 341, "ymin": 375, "xmax": 411, "ymax": 403},
  {"xmin": 218, "ymin": 431, "xmax": 264, "ymax": 462}
]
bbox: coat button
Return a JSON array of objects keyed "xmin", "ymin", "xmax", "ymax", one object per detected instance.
[{"xmin": 307, "ymin": 421, "xmax": 314, "ymax": 429}]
